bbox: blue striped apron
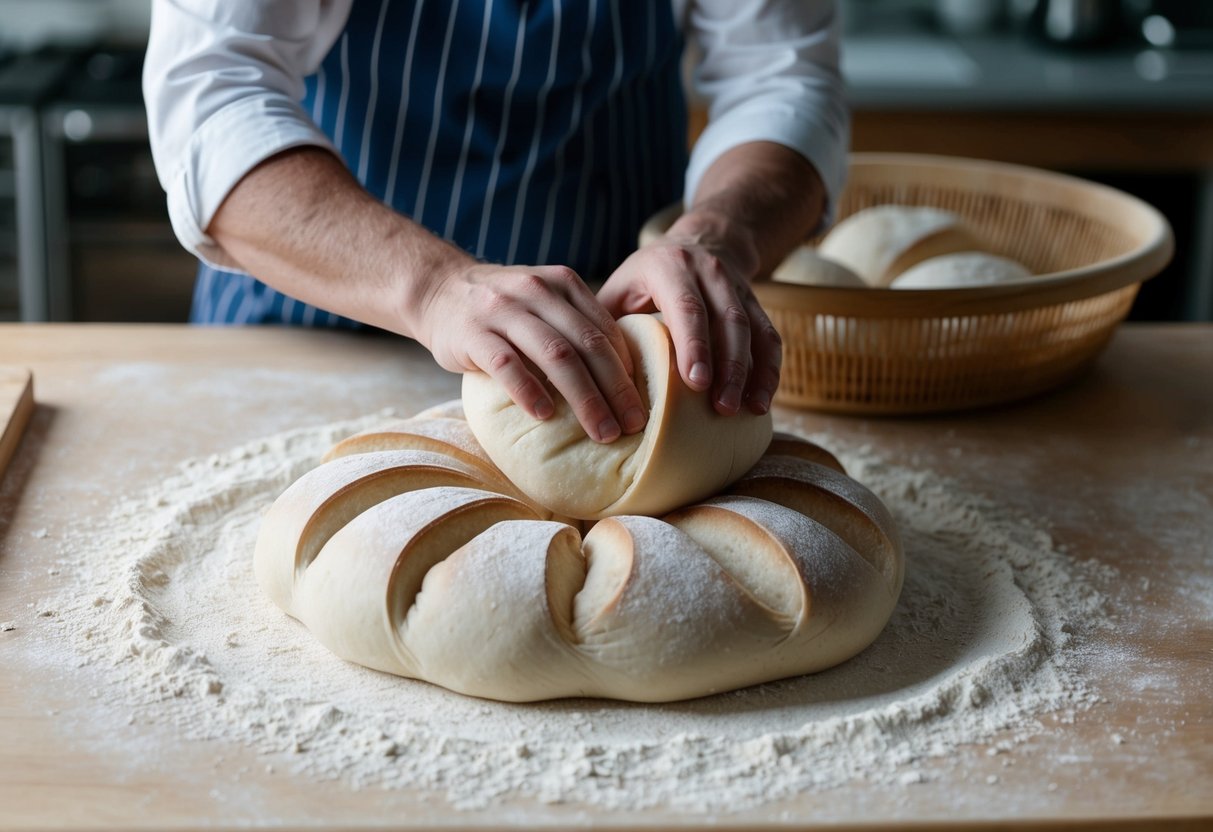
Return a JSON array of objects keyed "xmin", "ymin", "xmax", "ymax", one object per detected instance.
[{"xmin": 192, "ymin": 0, "xmax": 687, "ymax": 327}]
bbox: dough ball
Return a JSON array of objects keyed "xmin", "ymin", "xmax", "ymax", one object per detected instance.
[
  {"xmin": 891, "ymin": 252, "xmax": 1033, "ymax": 289},
  {"xmin": 819, "ymin": 205, "xmax": 981, "ymax": 287},
  {"xmin": 637, "ymin": 202, "xmax": 683, "ymax": 248},
  {"xmin": 771, "ymin": 247, "xmax": 867, "ymax": 288},
  {"xmin": 462, "ymin": 314, "xmax": 773, "ymax": 521}
]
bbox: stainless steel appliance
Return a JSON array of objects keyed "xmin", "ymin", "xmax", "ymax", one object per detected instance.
[
  {"xmin": 1024, "ymin": 0, "xmax": 1128, "ymax": 47},
  {"xmin": 0, "ymin": 49, "xmax": 73, "ymax": 322},
  {"xmin": 41, "ymin": 47, "xmax": 196, "ymax": 322}
]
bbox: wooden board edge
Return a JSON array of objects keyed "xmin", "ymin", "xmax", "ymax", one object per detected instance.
[{"xmin": 0, "ymin": 369, "xmax": 35, "ymax": 483}]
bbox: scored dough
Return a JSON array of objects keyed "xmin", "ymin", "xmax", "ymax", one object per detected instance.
[
  {"xmin": 462, "ymin": 314, "xmax": 773, "ymax": 520},
  {"xmin": 253, "ymin": 404, "xmax": 904, "ymax": 702},
  {"xmin": 254, "ymin": 317, "xmax": 905, "ymax": 702}
]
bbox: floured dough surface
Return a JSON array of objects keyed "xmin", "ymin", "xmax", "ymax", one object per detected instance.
[
  {"xmin": 45, "ymin": 405, "xmax": 1125, "ymax": 812},
  {"xmin": 252, "ymin": 318, "xmax": 904, "ymax": 702},
  {"xmin": 462, "ymin": 314, "xmax": 773, "ymax": 520}
]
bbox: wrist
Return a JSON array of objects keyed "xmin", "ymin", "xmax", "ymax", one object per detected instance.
[
  {"xmin": 667, "ymin": 208, "xmax": 761, "ymax": 280},
  {"xmin": 392, "ymin": 235, "xmax": 476, "ymax": 344}
]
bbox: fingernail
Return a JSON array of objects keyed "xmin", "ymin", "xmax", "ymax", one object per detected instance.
[
  {"xmin": 597, "ymin": 418, "xmax": 621, "ymax": 443},
  {"xmin": 622, "ymin": 406, "xmax": 647, "ymax": 433},
  {"xmin": 718, "ymin": 384, "xmax": 742, "ymax": 414},
  {"xmin": 534, "ymin": 399, "xmax": 554, "ymax": 420},
  {"xmin": 690, "ymin": 361, "xmax": 711, "ymax": 388},
  {"xmin": 750, "ymin": 391, "xmax": 771, "ymax": 414}
]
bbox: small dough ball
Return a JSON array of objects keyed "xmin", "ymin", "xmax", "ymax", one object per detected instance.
[
  {"xmin": 771, "ymin": 247, "xmax": 867, "ymax": 288},
  {"xmin": 637, "ymin": 202, "xmax": 683, "ymax": 248},
  {"xmin": 463, "ymin": 314, "xmax": 772, "ymax": 520},
  {"xmin": 820, "ymin": 206, "xmax": 980, "ymax": 287},
  {"xmin": 891, "ymin": 252, "xmax": 1033, "ymax": 289}
]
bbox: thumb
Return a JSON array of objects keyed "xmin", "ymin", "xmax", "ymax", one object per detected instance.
[{"xmin": 597, "ymin": 277, "xmax": 658, "ymax": 318}]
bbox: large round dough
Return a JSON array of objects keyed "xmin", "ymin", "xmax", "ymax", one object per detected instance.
[
  {"xmin": 891, "ymin": 252, "xmax": 1033, "ymax": 288},
  {"xmin": 461, "ymin": 314, "xmax": 773, "ymax": 520},
  {"xmin": 253, "ymin": 406, "xmax": 904, "ymax": 702},
  {"xmin": 772, "ymin": 247, "xmax": 867, "ymax": 288},
  {"xmin": 819, "ymin": 205, "xmax": 981, "ymax": 287}
]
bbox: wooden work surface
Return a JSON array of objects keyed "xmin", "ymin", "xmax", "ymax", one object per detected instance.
[{"xmin": 1, "ymin": 323, "xmax": 1210, "ymax": 831}]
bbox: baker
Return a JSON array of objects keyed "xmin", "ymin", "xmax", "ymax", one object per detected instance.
[{"xmin": 143, "ymin": 0, "xmax": 847, "ymax": 443}]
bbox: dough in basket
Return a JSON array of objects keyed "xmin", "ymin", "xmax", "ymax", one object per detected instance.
[
  {"xmin": 819, "ymin": 205, "xmax": 981, "ymax": 287},
  {"xmin": 891, "ymin": 252, "xmax": 1032, "ymax": 288},
  {"xmin": 772, "ymin": 247, "xmax": 867, "ymax": 288}
]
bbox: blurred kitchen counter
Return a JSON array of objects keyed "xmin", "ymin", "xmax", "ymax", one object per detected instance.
[
  {"xmin": 691, "ymin": 26, "xmax": 1213, "ymax": 166},
  {"xmin": 843, "ymin": 30, "xmax": 1213, "ymax": 169}
]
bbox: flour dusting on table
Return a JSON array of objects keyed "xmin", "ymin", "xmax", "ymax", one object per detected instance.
[{"xmin": 42, "ymin": 413, "xmax": 1113, "ymax": 812}]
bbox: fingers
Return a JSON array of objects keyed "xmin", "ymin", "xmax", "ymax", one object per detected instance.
[
  {"xmin": 531, "ymin": 267, "xmax": 647, "ymax": 439},
  {"xmin": 554, "ymin": 267, "xmax": 636, "ymax": 380},
  {"xmin": 742, "ymin": 295, "xmax": 781, "ymax": 415},
  {"xmin": 470, "ymin": 266, "xmax": 646, "ymax": 443},
  {"xmin": 697, "ymin": 262, "xmax": 752, "ymax": 415},
  {"xmin": 607, "ymin": 245, "xmax": 779, "ymax": 416},
  {"xmin": 598, "ymin": 265, "xmax": 659, "ymax": 318},
  {"xmin": 469, "ymin": 332, "xmax": 554, "ymax": 421},
  {"xmin": 645, "ymin": 249, "xmax": 714, "ymax": 394}
]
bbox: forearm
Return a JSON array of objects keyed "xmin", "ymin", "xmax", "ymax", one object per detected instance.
[
  {"xmin": 671, "ymin": 141, "xmax": 827, "ymax": 279},
  {"xmin": 207, "ymin": 146, "xmax": 472, "ymax": 337},
  {"xmin": 210, "ymin": 145, "xmax": 647, "ymax": 443}
]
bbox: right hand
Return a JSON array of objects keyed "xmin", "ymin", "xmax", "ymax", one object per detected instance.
[{"xmin": 411, "ymin": 262, "xmax": 648, "ymax": 444}]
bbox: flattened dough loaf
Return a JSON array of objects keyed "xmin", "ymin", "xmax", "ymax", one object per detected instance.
[
  {"xmin": 461, "ymin": 314, "xmax": 773, "ymax": 520},
  {"xmin": 891, "ymin": 252, "xmax": 1033, "ymax": 288},
  {"xmin": 772, "ymin": 247, "xmax": 868, "ymax": 288}
]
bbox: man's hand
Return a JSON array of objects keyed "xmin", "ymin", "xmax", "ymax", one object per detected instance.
[
  {"xmin": 599, "ymin": 141, "xmax": 827, "ymax": 417},
  {"xmin": 412, "ymin": 262, "xmax": 648, "ymax": 444},
  {"xmin": 598, "ymin": 214, "xmax": 780, "ymax": 416},
  {"xmin": 209, "ymin": 148, "xmax": 646, "ymax": 444}
]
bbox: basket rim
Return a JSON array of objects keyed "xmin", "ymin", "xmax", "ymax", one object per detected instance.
[{"xmin": 751, "ymin": 153, "xmax": 1175, "ymax": 318}]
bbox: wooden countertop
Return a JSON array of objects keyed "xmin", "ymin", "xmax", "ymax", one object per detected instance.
[{"xmin": 1, "ymin": 323, "xmax": 1210, "ymax": 830}]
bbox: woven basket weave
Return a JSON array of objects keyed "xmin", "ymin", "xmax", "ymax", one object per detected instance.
[{"xmin": 644, "ymin": 153, "xmax": 1174, "ymax": 415}]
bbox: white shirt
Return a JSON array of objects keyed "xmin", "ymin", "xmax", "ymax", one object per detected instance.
[{"xmin": 144, "ymin": 0, "xmax": 849, "ymax": 271}]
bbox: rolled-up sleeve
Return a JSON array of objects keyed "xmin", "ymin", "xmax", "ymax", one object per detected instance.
[
  {"xmin": 143, "ymin": 0, "xmax": 352, "ymax": 269},
  {"xmin": 683, "ymin": 0, "xmax": 849, "ymax": 230}
]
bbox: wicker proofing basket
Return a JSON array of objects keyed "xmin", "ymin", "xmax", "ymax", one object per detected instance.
[{"xmin": 725, "ymin": 154, "xmax": 1172, "ymax": 414}]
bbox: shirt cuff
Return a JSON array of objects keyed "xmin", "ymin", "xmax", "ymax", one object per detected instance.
[
  {"xmin": 164, "ymin": 93, "xmax": 338, "ymax": 271},
  {"xmin": 685, "ymin": 99, "xmax": 850, "ymax": 236}
]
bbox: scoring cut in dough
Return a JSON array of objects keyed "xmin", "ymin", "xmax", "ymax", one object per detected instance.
[
  {"xmin": 771, "ymin": 247, "xmax": 867, "ymax": 288},
  {"xmin": 253, "ymin": 401, "xmax": 904, "ymax": 702},
  {"xmin": 819, "ymin": 205, "xmax": 981, "ymax": 287},
  {"xmin": 891, "ymin": 252, "xmax": 1033, "ymax": 289},
  {"xmin": 253, "ymin": 409, "xmax": 902, "ymax": 703},
  {"xmin": 462, "ymin": 314, "xmax": 773, "ymax": 521}
]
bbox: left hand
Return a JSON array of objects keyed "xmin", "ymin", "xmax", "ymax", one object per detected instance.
[{"xmin": 597, "ymin": 212, "xmax": 782, "ymax": 416}]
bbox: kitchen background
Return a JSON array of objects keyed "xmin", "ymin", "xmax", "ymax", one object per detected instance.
[{"xmin": 1, "ymin": 0, "xmax": 1211, "ymax": 324}]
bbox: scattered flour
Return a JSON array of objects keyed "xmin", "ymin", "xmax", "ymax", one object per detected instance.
[{"xmin": 40, "ymin": 413, "xmax": 1114, "ymax": 812}]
